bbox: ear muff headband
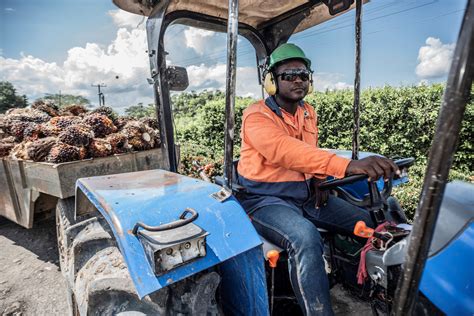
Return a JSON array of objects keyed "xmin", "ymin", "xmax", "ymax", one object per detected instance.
[{"xmin": 263, "ymin": 71, "xmax": 314, "ymax": 96}]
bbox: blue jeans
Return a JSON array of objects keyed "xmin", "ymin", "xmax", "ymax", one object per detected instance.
[{"xmin": 251, "ymin": 195, "xmax": 374, "ymax": 316}]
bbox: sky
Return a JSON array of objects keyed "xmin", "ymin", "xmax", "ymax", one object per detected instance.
[{"xmin": 0, "ymin": 0, "xmax": 468, "ymax": 112}]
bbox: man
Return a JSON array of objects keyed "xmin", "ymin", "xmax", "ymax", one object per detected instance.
[{"xmin": 237, "ymin": 43, "xmax": 399, "ymax": 315}]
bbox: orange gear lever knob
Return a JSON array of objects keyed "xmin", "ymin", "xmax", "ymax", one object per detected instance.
[
  {"xmin": 267, "ymin": 250, "xmax": 280, "ymax": 268},
  {"xmin": 354, "ymin": 221, "xmax": 375, "ymax": 238}
]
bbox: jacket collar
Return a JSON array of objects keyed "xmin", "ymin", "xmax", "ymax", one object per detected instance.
[{"xmin": 264, "ymin": 96, "xmax": 305, "ymax": 118}]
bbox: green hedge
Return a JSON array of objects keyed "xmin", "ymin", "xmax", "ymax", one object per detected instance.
[{"xmin": 305, "ymin": 84, "xmax": 473, "ymax": 171}]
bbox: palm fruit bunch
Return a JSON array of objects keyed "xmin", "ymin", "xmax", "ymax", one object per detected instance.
[
  {"xmin": 140, "ymin": 117, "xmax": 159, "ymax": 129},
  {"xmin": 60, "ymin": 104, "xmax": 88, "ymax": 117},
  {"xmin": 2, "ymin": 101, "xmax": 160, "ymax": 163},
  {"xmin": 0, "ymin": 136, "xmax": 16, "ymax": 158},
  {"xmin": 140, "ymin": 117, "xmax": 161, "ymax": 147},
  {"xmin": 106, "ymin": 133, "xmax": 129, "ymax": 154},
  {"xmin": 88, "ymin": 138, "xmax": 113, "ymax": 158},
  {"xmin": 91, "ymin": 106, "xmax": 118, "ymax": 121},
  {"xmin": 31, "ymin": 100, "xmax": 59, "ymax": 117},
  {"xmin": 26, "ymin": 137, "xmax": 57, "ymax": 162},
  {"xmin": 42, "ymin": 116, "xmax": 82, "ymax": 136},
  {"xmin": 3, "ymin": 107, "xmax": 51, "ymax": 141},
  {"xmin": 58, "ymin": 124, "xmax": 94, "ymax": 147},
  {"xmin": 22, "ymin": 122, "xmax": 42, "ymax": 141},
  {"xmin": 83, "ymin": 113, "xmax": 117, "ymax": 138},
  {"xmin": 5, "ymin": 108, "xmax": 51, "ymax": 123},
  {"xmin": 113, "ymin": 116, "xmax": 132, "ymax": 130},
  {"xmin": 8, "ymin": 121, "xmax": 35, "ymax": 141},
  {"xmin": 120, "ymin": 121, "xmax": 158, "ymax": 151},
  {"xmin": 47, "ymin": 143, "xmax": 86, "ymax": 163},
  {"xmin": 10, "ymin": 141, "xmax": 32, "ymax": 160}
]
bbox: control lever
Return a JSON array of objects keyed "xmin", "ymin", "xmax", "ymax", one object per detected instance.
[
  {"xmin": 353, "ymin": 221, "xmax": 391, "ymax": 242},
  {"xmin": 267, "ymin": 250, "xmax": 280, "ymax": 315}
]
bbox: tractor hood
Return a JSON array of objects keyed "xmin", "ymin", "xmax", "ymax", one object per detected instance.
[{"xmin": 75, "ymin": 169, "xmax": 262, "ymax": 298}]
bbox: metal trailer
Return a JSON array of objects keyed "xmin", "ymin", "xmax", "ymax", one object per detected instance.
[{"xmin": 0, "ymin": 149, "xmax": 167, "ymax": 228}]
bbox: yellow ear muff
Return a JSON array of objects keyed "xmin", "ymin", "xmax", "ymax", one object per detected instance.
[
  {"xmin": 308, "ymin": 73, "xmax": 314, "ymax": 94},
  {"xmin": 264, "ymin": 72, "xmax": 277, "ymax": 96}
]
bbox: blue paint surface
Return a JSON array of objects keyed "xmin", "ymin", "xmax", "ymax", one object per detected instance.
[
  {"xmin": 219, "ymin": 247, "xmax": 270, "ymax": 315},
  {"xmin": 76, "ymin": 169, "xmax": 266, "ymax": 300},
  {"xmin": 420, "ymin": 223, "xmax": 474, "ymax": 315}
]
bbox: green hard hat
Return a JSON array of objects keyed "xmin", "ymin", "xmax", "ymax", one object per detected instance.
[{"xmin": 268, "ymin": 43, "xmax": 311, "ymax": 70}]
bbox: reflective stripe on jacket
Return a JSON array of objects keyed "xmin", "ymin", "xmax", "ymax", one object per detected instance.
[{"xmin": 237, "ymin": 97, "xmax": 350, "ymax": 214}]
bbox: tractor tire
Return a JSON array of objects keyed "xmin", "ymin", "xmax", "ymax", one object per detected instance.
[{"xmin": 56, "ymin": 199, "xmax": 221, "ymax": 315}]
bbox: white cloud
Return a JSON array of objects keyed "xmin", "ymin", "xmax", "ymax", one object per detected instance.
[
  {"xmin": 184, "ymin": 28, "xmax": 216, "ymax": 55},
  {"xmin": 313, "ymin": 72, "xmax": 352, "ymax": 91},
  {"xmin": 0, "ymin": 26, "xmax": 152, "ymax": 110},
  {"xmin": 415, "ymin": 37, "xmax": 454, "ymax": 79},
  {"xmin": 186, "ymin": 63, "xmax": 261, "ymax": 98},
  {"xmin": 5, "ymin": 8, "xmax": 15, "ymax": 12},
  {"xmin": 107, "ymin": 9, "xmax": 144, "ymax": 28}
]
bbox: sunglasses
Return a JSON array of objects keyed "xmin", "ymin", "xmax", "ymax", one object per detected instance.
[{"xmin": 275, "ymin": 69, "xmax": 312, "ymax": 82}]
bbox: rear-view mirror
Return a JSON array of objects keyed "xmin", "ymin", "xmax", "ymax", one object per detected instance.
[{"xmin": 166, "ymin": 66, "xmax": 189, "ymax": 91}]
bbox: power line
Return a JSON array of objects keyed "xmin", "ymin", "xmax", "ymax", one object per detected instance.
[{"xmin": 293, "ymin": 0, "xmax": 438, "ymax": 41}]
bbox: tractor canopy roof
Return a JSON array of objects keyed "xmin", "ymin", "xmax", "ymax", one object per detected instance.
[{"xmin": 113, "ymin": 0, "xmax": 363, "ymax": 35}]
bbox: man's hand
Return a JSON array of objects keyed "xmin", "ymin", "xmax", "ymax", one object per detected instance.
[{"xmin": 346, "ymin": 156, "xmax": 400, "ymax": 181}]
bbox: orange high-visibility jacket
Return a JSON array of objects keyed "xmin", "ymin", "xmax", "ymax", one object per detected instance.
[{"xmin": 237, "ymin": 97, "xmax": 350, "ymax": 213}]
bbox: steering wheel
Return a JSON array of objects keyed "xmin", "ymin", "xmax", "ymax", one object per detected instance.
[{"xmin": 317, "ymin": 158, "xmax": 414, "ymax": 214}]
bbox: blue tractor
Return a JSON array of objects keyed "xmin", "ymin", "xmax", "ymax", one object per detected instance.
[{"xmin": 58, "ymin": 0, "xmax": 474, "ymax": 315}]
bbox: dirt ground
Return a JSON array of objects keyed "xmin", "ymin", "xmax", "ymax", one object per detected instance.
[{"xmin": 0, "ymin": 216, "xmax": 371, "ymax": 316}]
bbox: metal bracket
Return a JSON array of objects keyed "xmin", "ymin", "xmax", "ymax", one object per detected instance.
[{"xmin": 211, "ymin": 187, "xmax": 232, "ymax": 202}]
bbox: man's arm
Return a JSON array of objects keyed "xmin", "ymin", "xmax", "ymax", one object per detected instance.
[
  {"xmin": 244, "ymin": 111, "xmax": 399, "ymax": 181},
  {"xmin": 243, "ymin": 112, "xmax": 349, "ymax": 178}
]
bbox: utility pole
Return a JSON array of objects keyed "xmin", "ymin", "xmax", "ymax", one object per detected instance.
[{"xmin": 91, "ymin": 83, "xmax": 107, "ymax": 106}]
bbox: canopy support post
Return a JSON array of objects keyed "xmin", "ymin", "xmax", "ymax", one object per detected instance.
[
  {"xmin": 223, "ymin": 0, "xmax": 239, "ymax": 189},
  {"xmin": 352, "ymin": 0, "xmax": 362, "ymax": 160}
]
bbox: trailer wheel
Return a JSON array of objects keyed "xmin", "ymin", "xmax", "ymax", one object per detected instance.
[{"xmin": 56, "ymin": 197, "xmax": 75, "ymax": 275}]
